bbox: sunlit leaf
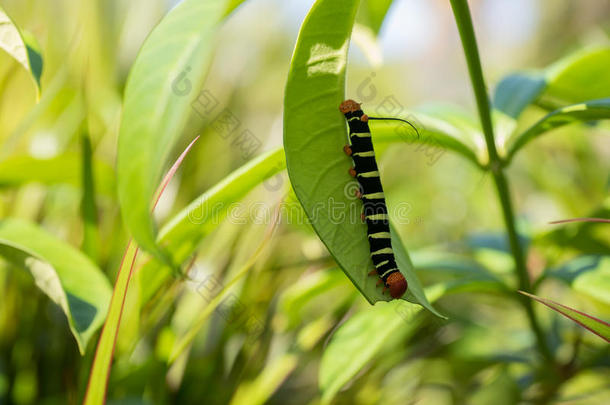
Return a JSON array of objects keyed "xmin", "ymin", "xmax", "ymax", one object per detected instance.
[
  {"xmin": 519, "ymin": 291, "xmax": 610, "ymax": 342},
  {"xmin": 0, "ymin": 6, "xmax": 43, "ymax": 97},
  {"xmin": 506, "ymin": 98, "xmax": 610, "ymax": 161},
  {"xmin": 284, "ymin": 0, "xmax": 442, "ymax": 315},
  {"xmin": 117, "ymin": 0, "xmax": 231, "ymax": 263},
  {"xmin": 0, "ymin": 218, "xmax": 111, "ymax": 353}
]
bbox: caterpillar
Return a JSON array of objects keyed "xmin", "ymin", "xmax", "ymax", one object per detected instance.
[{"xmin": 339, "ymin": 99, "xmax": 410, "ymax": 299}]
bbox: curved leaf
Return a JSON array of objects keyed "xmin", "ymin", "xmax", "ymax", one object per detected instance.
[
  {"xmin": 519, "ymin": 291, "xmax": 610, "ymax": 342},
  {"xmin": 117, "ymin": 0, "xmax": 230, "ymax": 263},
  {"xmin": 506, "ymin": 98, "xmax": 610, "ymax": 162},
  {"xmin": 284, "ymin": 0, "xmax": 441, "ymax": 314},
  {"xmin": 319, "ymin": 282, "xmax": 461, "ymax": 403},
  {"xmin": 0, "ymin": 219, "xmax": 111, "ymax": 353},
  {"xmin": 319, "ymin": 300, "xmax": 421, "ymax": 403},
  {"xmin": 0, "ymin": 6, "xmax": 43, "ymax": 97},
  {"xmin": 319, "ymin": 276, "xmax": 518, "ymax": 402}
]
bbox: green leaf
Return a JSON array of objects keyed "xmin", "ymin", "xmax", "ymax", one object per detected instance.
[
  {"xmin": 117, "ymin": 0, "xmax": 230, "ymax": 263},
  {"xmin": 493, "ymin": 72, "xmax": 546, "ymax": 119},
  {"xmin": 318, "ymin": 272, "xmax": 519, "ymax": 403},
  {"xmin": 284, "ymin": 0, "xmax": 442, "ymax": 315},
  {"xmin": 0, "ymin": 6, "xmax": 43, "ymax": 97},
  {"xmin": 319, "ymin": 283, "xmax": 454, "ymax": 403},
  {"xmin": 0, "ymin": 153, "xmax": 116, "ymax": 196},
  {"xmin": 0, "ymin": 218, "xmax": 111, "ymax": 353},
  {"xmin": 519, "ymin": 291, "xmax": 610, "ymax": 342},
  {"xmin": 319, "ymin": 300, "xmax": 422, "ymax": 404},
  {"xmin": 544, "ymin": 47, "xmax": 610, "ymax": 105},
  {"xmin": 137, "ymin": 147, "xmax": 286, "ymax": 307},
  {"xmin": 505, "ymin": 98, "xmax": 610, "ymax": 161}
]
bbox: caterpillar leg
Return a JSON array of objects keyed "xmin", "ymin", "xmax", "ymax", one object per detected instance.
[
  {"xmin": 376, "ymin": 279, "xmax": 383, "ymax": 286},
  {"xmin": 348, "ymin": 167, "xmax": 357, "ymax": 177},
  {"xmin": 361, "ymin": 212, "xmax": 366, "ymax": 221},
  {"xmin": 382, "ymin": 287, "xmax": 388, "ymax": 295},
  {"xmin": 343, "ymin": 144, "xmax": 352, "ymax": 156},
  {"xmin": 354, "ymin": 189, "xmax": 362, "ymax": 199},
  {"xmin": 368, "ymin": 269, "xmax": 377, "ymax": 276}
]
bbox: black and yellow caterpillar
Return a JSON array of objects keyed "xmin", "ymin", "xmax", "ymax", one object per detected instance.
[{"xmin": 340, "ymin": 99, "xmax": 408, "ymax": 299}]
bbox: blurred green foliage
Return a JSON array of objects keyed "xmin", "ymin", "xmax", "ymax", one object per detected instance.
[{"xmin": 0, "ymin": 0, "xmax": 609, "ymax": 404}]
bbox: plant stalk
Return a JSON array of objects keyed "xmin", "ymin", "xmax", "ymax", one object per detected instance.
[{"xmin": 448, "ymin": 0, "xmax": 553, "ymax": 362}]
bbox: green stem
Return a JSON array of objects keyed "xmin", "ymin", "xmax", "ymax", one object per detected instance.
[{"xmin": 449, "ymin": 0, "xmax": 553, "ymax": 362}]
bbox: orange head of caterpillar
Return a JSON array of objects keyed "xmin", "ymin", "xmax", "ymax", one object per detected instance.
[
  {"xmin": 339, "ymin": 99, "xmax": 361, "ymax": 114},
  {"xmin": 386, "ymin": 272, "xmax": 408, "ymax": 299}
]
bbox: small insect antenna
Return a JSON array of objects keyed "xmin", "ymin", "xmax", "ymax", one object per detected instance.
[{"xmin": 367, "ymin": 116, "xmax": 420, "ymax": 138}]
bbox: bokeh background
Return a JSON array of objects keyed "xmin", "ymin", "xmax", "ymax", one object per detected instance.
[{"xmin": 0, "ymin": 0, "xmax": 609, "ymax": 404}]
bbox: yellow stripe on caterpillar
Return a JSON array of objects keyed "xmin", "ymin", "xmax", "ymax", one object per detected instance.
[
  {"xmin": 375, "ymin": 260, "xmax": 390, "ymax": 268},
  {"xmin": 351, "ymin": 132, "xmax": 371, "ymax": 138},
  {"xmin": 358, "ymin": 171, "xmax": 379, "ymax": 178},
  {"xmin": 348, "ymin": 116, "xmax": 360, "ymax": 122},
  {"xmin": 353, "ymin": 151, "xmax": 375, "ymax": 157},
  {"xmin": 369, "ymin": 232, "xmax": 391, "ymax": 239},
  {"xmin": 372, "ymin": 247, "xmax": 394, "ymax": 256},
  {"xmin": 366, "ymin": 213, "xmax": 389, "ymax": 221},
  {"xmin": 363, "ymin": 192, "xmax": 385, "ymax": 200},
  {"xmin": 381, "ymin": 268, "xmax": 398, "ymax": 278}
]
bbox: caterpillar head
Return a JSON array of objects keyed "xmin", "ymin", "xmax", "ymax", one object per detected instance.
[
  {"xmin": 386, "ymin": 272, "xmax": 408, "ymax": 299},
  {"xmin": 339, "ymin": 99, "xmax": 361, "ymax": 114}
]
